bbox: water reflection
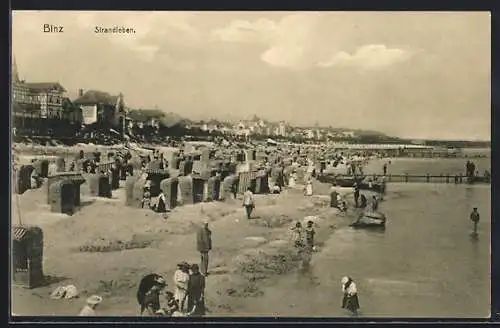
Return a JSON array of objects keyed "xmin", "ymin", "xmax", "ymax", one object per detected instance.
[{"xmin": 246, "ymin": 184, "xmax": 491, "ymax": 317}]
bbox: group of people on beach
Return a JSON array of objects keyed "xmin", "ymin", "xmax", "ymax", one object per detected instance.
[
  {"xmin": 137, "ymin": 218, "xmax": 212, "ymax": 317},
  {"xmin": 135, "ymin": 262, "xmax": 206, "ymax": 317}
]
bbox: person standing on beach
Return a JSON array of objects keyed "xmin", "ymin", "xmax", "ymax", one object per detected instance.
[
  {"xmin": 173, "ymin": 262, "xmax": 190, "ymax": 312},
  {"xmin": 187, "ymin": 264, "xmax": 206, "ymax": 316},
  {"xmin": 383, "ymin": 163, "xmax": 388, "ymax": 176},
  {"xmin": 243, "ymin": 187, "xmax": 255, "ymax": 219},
  {"xmin": 359, "ymin": 194, "xmax": 367, "ymax": 209},
  {"xmin": 371, "ymin": 195, "xmax": 379, "ymax": 211},
  {"xmin": 341, "ymin": 276, "xmax": 360, "ymax": 316},
  {"xmin": 93, "ymin": 148, "xmax": 101, "ymax": 164},
  {"xmin": 470, "ymin": 207, "xmax": 480, "ymax": 234},
  {"xmin": 304, "ymin": 179, "xmax": 313, "ymax": 196},
  {"xmin": 290, "ymin": 221, "xmax": 304, "ymax": 249},
  {"xmin": 48, "ymin": 160, "xmax": 58, "ymax": 176},
  {"xmin": 353, "ymin": 183, "xmax": 360, "ymax": 208},
  {"xmin": 197, "ymin": 219, "xmax": 212, "ymax": 276},
  {"xmin": 305, "ymin": 220, "xmax": 316, "ymax": 249}
]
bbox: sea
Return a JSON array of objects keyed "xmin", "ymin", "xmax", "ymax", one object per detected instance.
[{"xmin": 238, "ymin": 155, "xmax": 491, "ymax": 318}]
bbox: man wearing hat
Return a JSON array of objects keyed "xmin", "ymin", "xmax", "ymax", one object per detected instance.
[
  {"xmin": 197, "ymin": 219, "xmax": 212, "ymax": 276},
  {"xmin": 78, "ymin": 295, "xmax": 103, "ymax": 316}
]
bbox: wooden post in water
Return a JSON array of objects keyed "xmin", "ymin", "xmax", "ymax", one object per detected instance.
[
  {"xmin": 459, "ymin": 174, "xmax": 463, "ymax": 184},
  {"xmin": 404, "ymin": 173, "xmax": 409, "ymax": 183},
  {"xmin": 426, "ymin": 174, "xmax": 430, "ymax": 183},
  {"xmin": 446, "ymin": 174, "xmax": 450, "ymax": 183}
]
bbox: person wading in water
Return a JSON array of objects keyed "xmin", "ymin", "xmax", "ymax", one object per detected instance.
[{"xmin": 470, "ymin": 207, "xmax": 480, "ymax": 234}]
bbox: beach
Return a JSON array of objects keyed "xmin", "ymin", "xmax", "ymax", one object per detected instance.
[
  {"xmin": 11, "ymin": 173, "xmax": 350, "ymax": 316},
  {"xmin": 11, "ymin": 145, "xmax": 491, "ymax": 317}
]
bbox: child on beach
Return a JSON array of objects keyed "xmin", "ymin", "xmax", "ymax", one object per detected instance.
[
  {"xmin": 290, "ymin": 221, "xmax": 304, "ymax": 249},
  {"xmin": 78, "ymin": 295, "xmax": 103, "ymax": 316},
  {"xmin": 341, "ymin": 276, "xmax": 360, "ymax": 316},
  {"xmin": 305, "ymin": 220, "xmax": 315, "ymax": 249},
  {"xmin": 157, "ymin": 291, "xmax": 179, "ymax": 316},
  {"xmin": 141, "ymin": 186, "xmax": 151, "ymax": 209}
]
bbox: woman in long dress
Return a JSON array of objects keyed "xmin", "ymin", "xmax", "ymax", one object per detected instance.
[
  {"xmin": 304, "ymin": 179, "xmax": 313, "ymax": 196},
  {"xmin": 289, "ymin": 171, "xmax": 297, "ymax": 188},
  {"xmin": 173, "ymin": 262, "xmax": 190, "ymax": 312},
  {"xmin": 341, "ymin": 276, "xmax": 360, "ymax": 316}
]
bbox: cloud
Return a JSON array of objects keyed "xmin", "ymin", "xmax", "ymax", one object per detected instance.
[
  {"xmin": 210, "ymin": 18, "xmax": 276, "ymax": 43},
  {"xmin": 213, "ymin": 14, "xmax": 412, "ymax": 70},
  {"xmin": 318, "ymin": 45, "xmax": 411, "ymax": 69}
]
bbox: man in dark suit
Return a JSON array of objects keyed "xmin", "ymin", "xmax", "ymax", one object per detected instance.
[{"xmin": 197, "ymin": 219, "xmax": 212, "ymax": 276}]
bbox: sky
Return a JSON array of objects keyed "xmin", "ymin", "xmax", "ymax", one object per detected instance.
[{"xmin": 12, "ymin": 11, "xmax": 491, "ymax": 140}]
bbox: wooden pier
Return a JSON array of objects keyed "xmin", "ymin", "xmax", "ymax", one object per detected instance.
[{"xmin": 333, "ymin": 174, "xmax": 491, "ymax": 184}]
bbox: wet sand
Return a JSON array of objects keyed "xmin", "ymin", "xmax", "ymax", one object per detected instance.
[{"xmin": 231, "ymin": 184, "xmax": 491, "ymax": 318}]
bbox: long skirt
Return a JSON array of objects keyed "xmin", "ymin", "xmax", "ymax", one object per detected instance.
[
  {"xmin": 305, "ymin": 184, "xmax": 313, "ymax": 196},
  {"xmin": 175, "ymin": 288, "xmax": 188, "ymax": 311},
  {"xmin": 342, "ymin": 293, "xmax": 360, "ymax": 313}
]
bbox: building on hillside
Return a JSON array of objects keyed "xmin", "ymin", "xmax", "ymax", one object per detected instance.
[
  {"xmin": 305, "ymin": 130, "xmax": 315, "ymax": 139},
  {"xmin": 127, "ymin": 109, "xmax": 163, "ymax": 129},
  {"xmin": 342, "ymin": 131, "xmax": 356, "ymax": 138},
  {"xmin": 12, "ymin": 58, "xmax": 67, "ymax": 119},
  {"xmin": 12, "ymin": 57, "xmax": 82, "ymax": 137},
  {"xmin": 278, "ymin": 121, "xmax": 287, "ymax": 137},
  {"xmin": 73, "ymin": 89, "xmax": 124, "ymax": 128}
]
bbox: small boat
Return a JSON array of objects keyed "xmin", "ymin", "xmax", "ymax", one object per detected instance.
[{"xmin": 350, "ymin": 212, "xmax": 386, "ymax": 228}]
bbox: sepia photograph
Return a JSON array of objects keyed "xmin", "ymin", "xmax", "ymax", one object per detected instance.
[{"xmin": 10, "ymin": 11, "xmax": 491, "ymax": 318}]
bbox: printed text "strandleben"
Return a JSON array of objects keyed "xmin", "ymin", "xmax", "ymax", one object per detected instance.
[{"xmin": 95, "ymin": 26, "xmax": 136, "ymax": 34}]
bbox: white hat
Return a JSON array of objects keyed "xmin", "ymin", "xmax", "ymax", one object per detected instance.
[
  {"xmin": 86, "ymin": 295, "xmax": 103, "ymax": 305},
  {"xmin": 203, "ymin": 219, "xmax": 210, "ymax": 224},
  {"xmin": 341, "ymin": 276, "xmax": 349, "ymax": 285}
]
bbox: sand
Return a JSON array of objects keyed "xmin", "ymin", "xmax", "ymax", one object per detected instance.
[{"xmin": 11, "ymin": 176, "xmax": 352, "ymax": 316}]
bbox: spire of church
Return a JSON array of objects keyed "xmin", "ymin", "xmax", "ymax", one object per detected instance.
[{"xmin": 12, "ymin": 56, "xmax": 20, "ymax": 83}]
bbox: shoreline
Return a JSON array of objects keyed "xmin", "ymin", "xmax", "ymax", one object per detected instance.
[{"xmin": 11, "ymin": 144, "xmax": 490, "ymax": 317}]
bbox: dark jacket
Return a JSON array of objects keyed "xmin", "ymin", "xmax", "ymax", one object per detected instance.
[
  {"xmin": 188, "ymin": 273, "xmax": 206, "ymax": 301},
  {"xmin": 197, "ymin": 227, "xmax": 212, "ymax": 252}
]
